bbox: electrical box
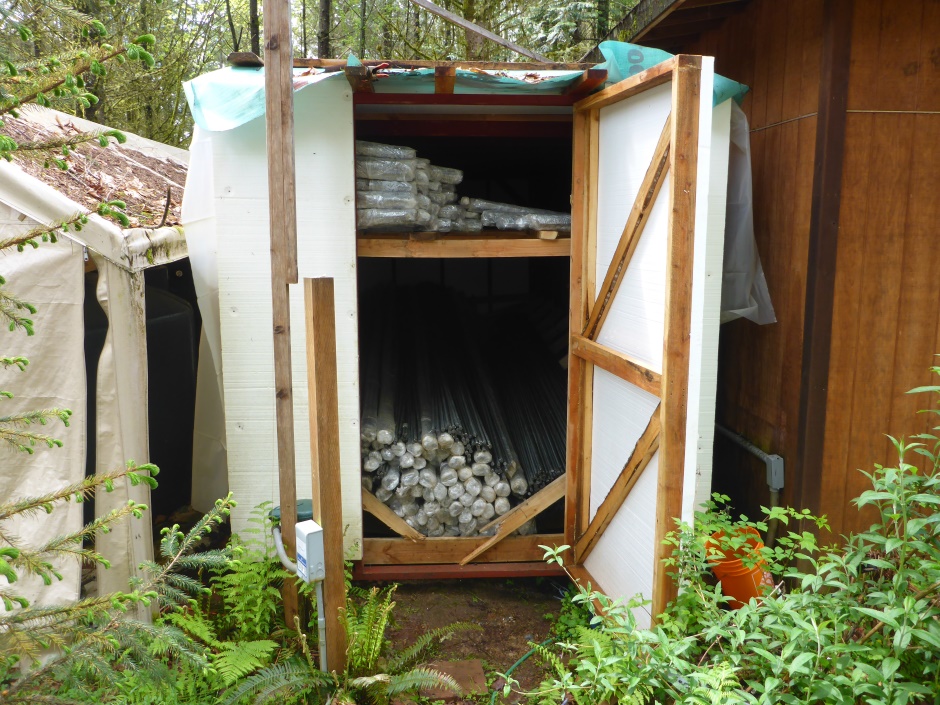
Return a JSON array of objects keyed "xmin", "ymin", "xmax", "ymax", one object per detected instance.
[{"xmin": 295, "ymin": 519, "xmax": 325, "ymax": 583}]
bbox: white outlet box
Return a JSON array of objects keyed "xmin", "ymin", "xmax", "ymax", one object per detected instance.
[{"xmin": 295, "ymin": 519, "xmax": 325, "ymax": 583}]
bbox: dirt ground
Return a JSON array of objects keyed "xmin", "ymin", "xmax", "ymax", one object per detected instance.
[{"xmin": 377, "ymin": 577, "xmax": 570, "ymax": 704}]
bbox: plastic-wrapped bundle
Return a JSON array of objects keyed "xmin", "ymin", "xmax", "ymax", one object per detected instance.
[
  {"xmin": 357, "ymin": 208, "xmax": 419, "ymax": 229},
  {"xmin": 429, "ymin": 191, "xmax": 459, "ymax": 205},
  {"xmin": 355, "ymin": 140, "xmax": 417, "ymax": 159},
  {"xmin": 429, "ymin": 165, "xmax": 463, "ymax": 185},
  {"xmin": 461, "ymin": 197, "xmax": 553, "ymax": 214},
  {"xmin": 416, "ymin": 209, "xmax": 432, "ymax": 227},
  {"xmin": 456, "ymin": 219, "xmax": 483, "ymax": 233},
  {"xmin": 357, "ymin": 191, "xmax": 418, "ymax": 210},
  {"xmin": 357, "ymin": 178, "xmax": 418, "ymax": 194},
  {"xmin": 430, "ymin": 218, "xmax": 454, "ymax": 233},
  {"xmin": 416, "ymin": 194, "xmax": 432, "ymax": 210},
  {"xmin": 492, "ymin": 212, "xmax": 572, "ymax": 231},
  {"xmin": 428, "ymin": 181, "xmax": 441, "ymax": 192},
  {"xmin": 356, "ymin": 158, "xmax": 416, "ymax": 181},
  {"xmin": 438, "ymin": 205, "xmax": 462, "ymax": 220}
]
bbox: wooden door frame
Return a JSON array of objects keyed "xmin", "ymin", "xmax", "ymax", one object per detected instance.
[{"xmin": 565, "ymin": 55, "xmax": 703, "ymax": 620}]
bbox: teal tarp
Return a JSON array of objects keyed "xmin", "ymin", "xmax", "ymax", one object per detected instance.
[{"xmin": 183, "ymin": 42, "xmax": 748, "ymax": 132}]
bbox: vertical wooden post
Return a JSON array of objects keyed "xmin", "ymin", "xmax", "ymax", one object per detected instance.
[
  {"xmin": 653, "ymin": 54, "xmax": 701, "ymax": 622},
  {"xmin": 264, "ymin": 0, "xmax": 301, "ymax": 626},
  {"xmin": 305, "ymin": 277, "xmax": 348, "ymax": 672}
]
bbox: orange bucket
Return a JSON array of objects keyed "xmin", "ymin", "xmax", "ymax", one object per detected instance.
[{"xmin": 707, "ymin": 528, "xmax": 772, "ymax": 608}]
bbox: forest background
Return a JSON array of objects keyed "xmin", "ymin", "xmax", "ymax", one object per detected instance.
[{"xmin": 0, "ymin": 0, "xmax": 638, "ymax": 147}]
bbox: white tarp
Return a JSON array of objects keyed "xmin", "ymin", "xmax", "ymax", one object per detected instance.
[{"xmin": 0, "ymin": 204, "xmax": 86, "ymax": 607}]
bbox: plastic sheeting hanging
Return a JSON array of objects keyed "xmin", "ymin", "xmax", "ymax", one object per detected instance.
[{"xmin": 721, "ymin": 103, "xmax": 776, "ymax": 325}]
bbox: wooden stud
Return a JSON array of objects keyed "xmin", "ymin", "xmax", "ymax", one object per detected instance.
[
  {"xmin": 574, "ymin": 57, "xmax": 676, "ymax": 112},
  {"xmin": 652, "ymin": 55, "xmax": 701, "ymax": 622},
  {"xmin": 264, "ymin": 0, "xmax": 300, "ymax": 628},
  {"xmin": 304, "ymin": 277, "xmax": 348, "ymax": 672},
  {"xmin": 362, "ymin": 490, "xmax": 425, "ymax": 542},
  {"xmin": 570, "ymin": 335, "xmax": 662, "ymax": 396},
  {"xmin": 362, "ymin": 533, "xmax": 564, "ymax": 565},
  {"xmin": 344, "ymin": 65, "xmax": 375, "ymax": 93},
  {"xmin": 575, "ymin": 409, "xmax": 661, "ymax": 563},
  {"xmin": 356, "ymin": 232, "xmax": 571, "ymax": 258},
  {"xmin": 434, "ymin": 66, "xmax": 456, "ymax": 94},
  {"xmin": 566, "ymin": 563, "xmax": 605, "ymax": 614},
  {"xmin": 563, "ymin": 68, "xmax": 609, "ymax": 101},
  {"xmin": 459, "ymin": 475, "xmax": 567, "ymax": 565},
  {"xmin": 583, "ymin": 115, "xmax": 672, "ymax": 340}
]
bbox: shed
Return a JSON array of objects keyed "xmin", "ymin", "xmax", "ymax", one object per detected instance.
[
  {"xmin": 0, "ymin": 107, "xmax": 190, "ymax": 603},
  {"xmin": 590, "ymin": 0, "xmax": 940, "ymax": 541},
  {"xmin": 183, "ymin": 46, "xmax": 768, "ymax": 624}
]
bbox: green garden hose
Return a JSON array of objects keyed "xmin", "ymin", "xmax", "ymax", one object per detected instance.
[{"xmin": 489, "ymin": 637, "xmax": 555, "ymax": 705}]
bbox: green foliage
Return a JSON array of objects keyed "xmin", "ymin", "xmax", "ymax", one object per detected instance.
[
  {"xmin": 544, "ymin": 583, "xmax": 592, "ymax": 640},
  {"xmin": 526, "ymin": 368, "xmax": 940, "ymax": 705},
  {"xmin": 224, "ymin": 583, "xmax": 473, "ymax": 705}
]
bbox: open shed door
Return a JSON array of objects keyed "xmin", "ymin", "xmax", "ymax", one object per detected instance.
[{"xmin": 566, "ymin": 55, "xmax": 731, "ymax": 627}]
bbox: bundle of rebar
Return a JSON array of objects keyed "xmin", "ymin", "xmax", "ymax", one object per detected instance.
[
  {"xmin": 354, "ymin": 140, "xmax": 571, "ymax": 234},
  {"xmin": 359, "ymin": 286, "xmax": 567, "ymax": 537}
]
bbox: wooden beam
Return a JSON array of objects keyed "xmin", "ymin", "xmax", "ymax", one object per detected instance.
[
  {"xmin": 362, "ymin": 533, "xmax": 563, "ymax": 565},
  {"xmin": 362, "ymin": 490, "xmax": 425, "ymax": 542},
  {"xmin": 296, "ymin": 58, "xmax": 595, "ymax": 71},
  {"xmin": 434, "ymin": 66, "xmax": 456, "ymax": 94},
  {"xmin": 574, "ymin": 58, "xmax": 676, "ymax": 112},
  {"xmin": 460, "ymin": 475, "xmax": 566, "ymax": 565},
  {"xmin": 575, "ymin": 410, "xmax": 661, "ymax": 563},
  {"xmin": 570, "ymin": 335, "xmax": 662, "ymax": 396},
  {"xmin": 354, "ymin": 93, "xmax": 576, "ymax": 107},
  {"xmin": 356, "ymin": 232, "xmax": 571, "ymax": 258},
  {"xmin": 344, "ymin": 65, "xmax": 375, "ymax": 93},
  {"xmin": 563, "ymin": 68, "xmax": 609, "ymax": 101},
  {"xmin": 407, "ymin": 0, "xmax": 551, "ymax": 63},
  {"xmin": 795, "ymin": 0, "xmax": 854, "ymax": 520},
  {"xmin": 583, "ymin": 114, "xmax": 671, "ymax": 340},
  {"xmin": 264, "ymin": 0, "xmax": 300, "ymax": 628},
  {"xmin": 304, "ymin": 278, "xmax": 348, "ymax": 672},
  {"xmin": 652, "ymin": 55, "xmax": 701, "ymax": 622},
  {"xmin": 353, "ymin": 561, "xmax": 565, "ymax": 580}
]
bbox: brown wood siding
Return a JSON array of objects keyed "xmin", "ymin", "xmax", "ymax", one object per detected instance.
[
  {"xmin": 679, "ymin": 0, "xmax": 823, "ymax": 519},
  {"xmin": 821, "ymin": 0, "xmax": 940, "ymax": 536}
]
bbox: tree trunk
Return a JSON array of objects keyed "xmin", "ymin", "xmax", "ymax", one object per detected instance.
[
  {"xmin": 359, "ymin": 0, "xmax": 366, "ymax": 58},
  {"xmin": 463, "ymin": 0, "xmax": 483, "ymax": 60},
  {"xmin": 250, "ymin": 0, "xmax": 260, "ymax": 55},
  {"xmin": 597, "ymin": 0, "xmax": 609, "ymax": 42},
  {"xmin": 318, "ymin": 0, "xmax": 331, "ymax": 58}
]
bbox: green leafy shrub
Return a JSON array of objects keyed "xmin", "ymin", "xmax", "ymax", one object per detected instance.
[{"xmin": 525, "ymin": 374, "xmax": 940, "ymax": 705}]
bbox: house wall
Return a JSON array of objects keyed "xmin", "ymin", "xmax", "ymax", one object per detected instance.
[
  {"xmin": 820, "ymin": 0, "xmax": 940, "ymax": 536},
  {"xmin": 678, "ymin": 0, "xmax": 824, "ymax": 519}
]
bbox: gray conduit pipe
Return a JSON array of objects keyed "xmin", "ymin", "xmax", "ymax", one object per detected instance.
[
  {"xmin": 272, "ymin": 526, "xmax": 328, "ymax": 673},
  {"xmin": 715, "ymin": 424, "xmax": 785, "ymax": 548}
]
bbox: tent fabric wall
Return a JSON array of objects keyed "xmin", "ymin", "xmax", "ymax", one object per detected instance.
[
  {"xmin": 90, "ymin": 256, "xmax": 153, "ymax": 596},
  {"xmin": 0, "ymin": 203, "xmax": 86, "ymax": 607}
]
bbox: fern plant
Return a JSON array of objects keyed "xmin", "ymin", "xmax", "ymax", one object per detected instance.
[{"xmin": 222, "ymin": 584, "xmax": 474, "ymax": 705}]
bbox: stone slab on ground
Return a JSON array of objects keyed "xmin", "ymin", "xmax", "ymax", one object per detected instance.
[{"xmin": 421, "ymin": 659, "xmax": 487, "ymax": 701}]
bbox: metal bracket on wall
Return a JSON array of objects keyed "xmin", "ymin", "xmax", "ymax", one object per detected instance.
[{"xmin": 715, "ymin": 424, "xmax": 784, "ymax": 492}]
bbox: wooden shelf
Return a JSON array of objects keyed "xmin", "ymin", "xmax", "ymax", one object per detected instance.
[{"xmin": 357, "ymin": 231, "xmax": 571, "ymax": 258}]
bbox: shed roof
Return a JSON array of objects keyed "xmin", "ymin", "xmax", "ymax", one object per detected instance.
[{"xmin": 0, "ymin": 107, "xmax": 188, "ymax": 271}]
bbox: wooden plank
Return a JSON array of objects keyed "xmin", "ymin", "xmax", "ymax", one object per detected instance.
[
  {"xmin": 264, "ymin": 0, "xmax": 300, "ymax": 628},
  {"xmin": 356, "ymin": 233, "xmax": 571, "ymax": 258},
  {"xmin": 296, "ymin": 58, "xmax": 595, "ymax": 71},
  {"xmin": 574, "ymin": 58, "xmax": 676, "ymax": 112},
  {"xmin": 652, "ymin": 54, "xmax": 701, "ymax": 622},
  {"xmin": 354, "ymin": 93, "xmax": 576, "ymax": 107},
  {"xmin": 304, "ymin": 277, "xmax": 348, "ymax": 672},
  {"xmin": 566, "ymin": 563, "xmax": 605, "ymax": 613},
  {"xmin": 406, "ymin": 0, "xmax": 551, "ymax": 62},
  {"xmin": 434, "ymin": 66, "xmax": 456, "ymax": 94},
  {"xmin": 361, "ymin": 533, "xmax": 564, "ymax": 565},
  {"xmin": 344, "ymin": 65, "xmax": 375, "ymax": 93},
  {"xmin": 460, "ymin": 475, "xmax": 567, "ymax": 565},
  {"xmin": 570, "ymin": 335, "xmax": 662, "ymax": 396},
  {"xmin": 794, "ymin": 0, "xmax": 853, "ymax": 521},
  {"xmin": 353, "ymin": 561, "xmax": 565, "ymax": 580},
  {"xmin": 356, "ymin": 113, "xmax": 573, "ymax": 123},
  {"xmin": 582, "ymin": 114, "xmax": 672, "ymax": 340},
  {"xmin": 362, "ymin": 490, "xmax": 426, "ymax": 542},
  {"xmin": 575, "ymin": 409, "xmax": 661, "ymax": 562},
  {"xmin": 563, "ymin": 68, "xmax": 609, "ymax": 100}
]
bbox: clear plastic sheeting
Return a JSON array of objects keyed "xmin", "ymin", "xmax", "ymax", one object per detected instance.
[
  {"xmin": 721, "ymin": 103, "xmax": 776, "ymax": 325},
  {"xmin": 356, "ymin": 191, "xmax": 418, "ymax": 210},
  {"xmin": 356, "ymin": 208, "xmax": 418, "ymax": 229},
  {"xmin": 355, "ymin": 140, "xmax": 416, "ymax": 160},
  {"xmin": 355, "ymin": 158, "xmax": 417, "ymax": 182},
  {"xmin": 357, "ymin": 178, "xmax": 418, "ymax": 194}
]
